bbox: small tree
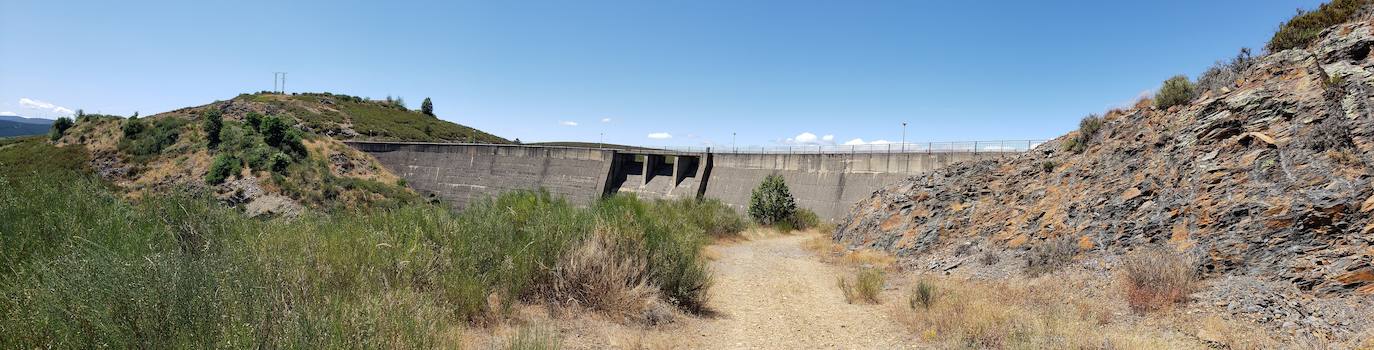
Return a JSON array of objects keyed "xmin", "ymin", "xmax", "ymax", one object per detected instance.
[
  {"xmin": 749, "ymin": 174, "xmax": 797, "ymax": 225},
  {"xmin": 49, "ymin": 117, "xmax": 74, "ymax": 141},
  {"xmin": 421, "ymin": 97, "xmax": 434, "ymax": 116},
  {"xmin": 1155, "ymin": 75, "xmax": 1196, "ymax": 110},
  {"xmin": 245, "ymin": 112, "xmax": 263, "ymax": 132},
  {"xmin": 203, "ymin": 110, "xmax": 223, "ymax": 149},
  {"xmin": 122, "ymin": 116, "xmax": 145, "ymax": 138},
  {"xmin": 262, "ymin": 115, "xmax": 287, "ymax": 148}
]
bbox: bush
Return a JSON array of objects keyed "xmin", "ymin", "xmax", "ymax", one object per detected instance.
[
  {"xmin": 269, "ymin": 152, "xmax": 291, "ymax": 173},
  {"xmin": 1024, "ymin": 235, "xmax": 1078, "ymax": 276},
  {"xmin": 122, "ymin": 116, "xmax": 145, "ymax": 138},
  {"xmin": 48, "ymin": 117, "xmax": 73, "ymax": 141},
  {"xmin": 203, "ymin": 110, "xmax": 223, "ymax": 149},
  {"xmin": 205, "ymin": 154, "xmax": 241, "ymax": 184},
  {"xmin": 1120, "ymin": 246, "xmax": 1199, "ymax": 313},
  {"xmin": 261, "ymin": 115, "xmax": 287, "ymax": 148},
  {"xmin": 1154, "ymin": 75, "xmax": 1196, "ymax": 110},
  {"xmin": 749, "ymin": 174, "xmax": 797, "ymax": 226},
  {"xmin": 909, "ymin": 280, "xmax": 937, "ymax": 310},
  {"xmin": 244, "ymin": 112, "xmax": 263, "ymax": 132},
  {"xmin": 421, "ymin": 97, "xmax": 434, "ymax": 117},
  {"xmin": 1065, "ymin": 114, "xmax": 1103, "ymax": 154},
  {"xmin": 119, "ymin": 117, "xmax": 186, "ymax": 160},
  {"xmin": 1197, "ymin": 48, "xmax": 1256, "ymax": 94},
  {"xmin": 1267, "ymin": 0, "xmax": 1372, "ymax": 52},
  {"xmin": 839, "ymin": 268, "xmax": 884, "ymax": 304}
]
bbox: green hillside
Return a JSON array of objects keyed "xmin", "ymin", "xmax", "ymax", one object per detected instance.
[{"xmin": 172, "ymin": 92, "xmax": 508, "ymax": 144}]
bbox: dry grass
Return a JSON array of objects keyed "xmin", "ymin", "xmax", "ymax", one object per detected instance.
[
  {"xmin": 897, "ymin": 275, "xmax": 1197, "ymax": 349},
  {"xmin": 838, "ymin": 268, "xmax": 885, "ymax": 304},
  {"xmin": 548, "ymin": 230, "xmax": 658, "ymax": 320},
  {"xmin": 498, "ymin": 325, "xmax": 561, "ymax": 350},
  {"xmin": 803, "ymin": 233, "xmax": 895, "ymax": 269},
  {"xmin": 1119, "ymin": 246, "xmax": 1199, "ymax": 314},
  {"xmin": 1024, "ymin": 235, "xmax": 1079, "ymax": 276}
]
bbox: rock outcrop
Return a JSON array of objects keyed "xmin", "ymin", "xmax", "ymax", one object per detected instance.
[{"xmin": 836, "ymin": 17, "xmax": 1374, "ymax": 339}]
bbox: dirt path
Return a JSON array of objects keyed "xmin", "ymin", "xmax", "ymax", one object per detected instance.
[{"xmin": 668, "ymin": 233, "xmax": 915, "ymax": 349}]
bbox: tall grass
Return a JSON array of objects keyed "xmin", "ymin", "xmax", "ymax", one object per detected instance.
[{"xmin": 0, "ymin": 139, "xmax": 741, "ymax": 348}]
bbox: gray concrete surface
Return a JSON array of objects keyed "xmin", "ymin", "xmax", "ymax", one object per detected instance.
[{"xmin": 347, "ymin": 141, "xmax": 1012, "ymax": 220}]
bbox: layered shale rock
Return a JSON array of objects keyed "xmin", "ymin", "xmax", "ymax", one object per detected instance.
[{"xmin": 836, "ymin": 18, "xmax": 1374, "ymax": 340}]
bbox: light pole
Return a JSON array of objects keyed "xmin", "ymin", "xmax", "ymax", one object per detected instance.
[
  {"xmin": 598, "ymin": 132, "xmax": 604, "ymax": 149},
  {"xmin": 732, "ymin": 132, "xmax": 737, "ymax": 153},
  {"xmin": 901, "ymin": 122, "xmax": 907, "ymax": 153}
]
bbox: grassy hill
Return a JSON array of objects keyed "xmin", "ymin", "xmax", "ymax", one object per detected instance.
[{"xmin": 173, "ymin": 92, "xmax": 509, "ymax": 144}]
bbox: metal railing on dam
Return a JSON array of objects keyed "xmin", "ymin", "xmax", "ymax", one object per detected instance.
[
  {"xmin": 346, "ymin": 140, "xmax": 1042, "ymax": 220},
  {"xmin": 559, "ymin": 139, "xmax": 1047, "ymax": 155}
]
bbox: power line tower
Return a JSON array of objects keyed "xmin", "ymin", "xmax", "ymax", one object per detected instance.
[{"xmin": 273, "ymin": 72, "xmax": 288, "ymax": 94}]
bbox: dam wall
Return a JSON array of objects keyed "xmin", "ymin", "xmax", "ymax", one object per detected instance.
[
  {"xmin": 702, "ymin": 152, "xmax": 1007, "ymax": 220},
  {"xmin": 347, "ymin": 141, "xmax": 1013, "ymax": 220},
  {"xmin": 348, "ymin": 142, "xmax": 615, "ymax": 208}
]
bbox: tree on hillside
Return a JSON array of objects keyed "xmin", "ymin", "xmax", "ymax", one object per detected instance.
[
  {"xmin": 204, "ymin": 110, "xmax": 223, "ymax": 149},
  {"xmin": 262, "ymin": 115, "xmax": 287, "ymax": 148},
  {"xmin": 421, "ymin": 97, "xmax": 434, "ymax": 116},
  {"xmin": 49, "ymin": 117, "xmax": 74, "ymax": 141}
]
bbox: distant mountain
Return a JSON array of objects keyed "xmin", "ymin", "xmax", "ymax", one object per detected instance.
[
  {"xmin": 0, "ymin": 115, "xmax": 55, "ymax": 125},
  {"xmin": 0, "ymin": 120, "xmax": 51, "ymax": 137}
]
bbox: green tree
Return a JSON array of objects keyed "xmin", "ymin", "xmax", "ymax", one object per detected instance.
[
  {"xmin": 1155, "ymin": 75, "xmax": 1196, "ymax": 110},
  {"xmin": 749, "ymin": 174, "xmax": 797, "ymax": 225},
  {"xmin": 122, "ymin": 116, "xmax": 145, "ymax": 138},
  {"xmin": 203, "ymin": 110, "xmax": 223, "ymax": 149},
  {"xmin": 49, "ymin": 117, "xmax": 74, "ymax": 141},
  {"xmin": 245, "ymin": 112, "xmax": 263, "ymax": 132},
  {"xmin": 262, "ymin": 115, "xmax": 287, "ymax": 148},
  {"xmin": 421, "ymin": 97, "xmax": 434, "ymax": 116}
]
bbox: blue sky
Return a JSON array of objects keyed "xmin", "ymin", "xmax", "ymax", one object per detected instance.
[{"xmin": 0, "ymin": 0, "xmax": 1325, "ymax": 147}]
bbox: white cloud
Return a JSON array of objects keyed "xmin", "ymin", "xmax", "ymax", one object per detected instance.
[
  {"xmin": 842, "ymin": 138, "xmax": 893, "ymax": 146},
  {"xmin": 600, "ymin": 117, "xmax": 612, "ymax": 123},
  {"xmin": 647, "ymin": 132, "xmax": 672, "ymax": 140},
  {"xmin": 784, "ymin": 132, "xmax": 836, "ymax": 145},
  {"xmin": 18, "ymin": 98, "xmax": 74, "ymax": 116},
  {"xmin": 559, "ymin": 121, "xmax": 579, "ymax": 126},
  {"xmin": 0, "ymin": 111, "xmax": 16, "ymax": 117}
]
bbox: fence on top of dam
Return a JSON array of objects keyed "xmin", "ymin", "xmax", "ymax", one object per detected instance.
[{"xmin": 611, "ymin": 140, "xmax": 1048, "ymax": 155}]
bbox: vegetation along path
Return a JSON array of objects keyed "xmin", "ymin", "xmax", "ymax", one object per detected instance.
[{"xmin": 670, "ymin": 233, "xmax": 913, "ymax": 349}]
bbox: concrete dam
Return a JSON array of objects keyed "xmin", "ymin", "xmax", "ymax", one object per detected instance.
[{"xmin": 346, "ymin": 141, "xmax": 1017, "ymax": 220}]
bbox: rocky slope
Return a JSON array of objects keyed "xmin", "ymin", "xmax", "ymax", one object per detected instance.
[
  {"xmin": 52, "ymin": 92, "xmax": 504, "ymax": 216},
  {"xmin": 836, "ymin": 17, "xmax": 1374, "ymax": 340}
]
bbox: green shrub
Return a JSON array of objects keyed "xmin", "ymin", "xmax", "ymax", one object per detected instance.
[
  {"xmin": 1154, "ymin": 75, "xmax": 1196, "ymax": 110},
  {"xmin": 1040, "ymin": 161, "xmax": 1057, "ymax": 173},
  {"xmin": 839, "ymin": 268, "xmax": 884, "ymax": 304},
  {"xmin": 122, "ymin": 116, "xmax": 145, "ymax": 138},
  {"xmin": 119, "ymin": 117, "xmax": 186, "ymax": 160},
  {"xmin": 787, "ymin": 208, "xmax": 821, "ymax": 231},
  {"xmin": 749, "ymin": 174, "xmax": 797, "ymax": 226},
  {"xmin": 421, "ymin": 97, "xmax": 434, "ymax": 117},
  {"xmin": 1065, "ymin": 114, "xmax": 1103, "ymax": 154},
  {"xmin": 262, "ymin": 115, "xmax": 287, "ymax": 148},
  {"xmin": 269, "ymin": 152, "xmax": 291, "ymax": 173},
  {"xmin": 1267, "ymin": 0, "xmax": 1372, "ymax": 52},
  {"xmin": 909, "ymin": 279, "xmax": 937, "ymax": 310},
  {"xmin": 244, "ymin": 112, "xmax": 263, "ymax": 132},
  {"xmin": 205, "ymin": 154, "xmax": 241, "ymax": 184},
  {"xmin": 48, "ymin": 117, "xmax": 73, "ymax": 141},
  {"xmin": 203, "ymin": 110, "xmax": 223, "ymax": 149}
]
